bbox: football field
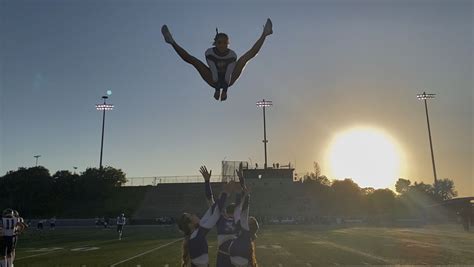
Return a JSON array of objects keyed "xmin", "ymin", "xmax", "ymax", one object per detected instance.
[{"xmin": 12, "ymin": 224, "xmax": 474, "ymax": 266}]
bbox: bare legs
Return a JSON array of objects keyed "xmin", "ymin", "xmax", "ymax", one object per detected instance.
[
  {"xmin": 229, "ymin": 18, "xmax": 273, "ymax": 86},
  {"xmin": 161, "ymin": 25, "xmax": 215, "ymax": 88},
  {"xmin": 161, "ymin": 18, "xmax": 273, "ymax": 100}
]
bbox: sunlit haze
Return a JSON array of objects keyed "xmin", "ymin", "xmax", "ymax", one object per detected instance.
[{"xmin": 326, "ymin": 127, "xmax": 404, "ymax": 189}]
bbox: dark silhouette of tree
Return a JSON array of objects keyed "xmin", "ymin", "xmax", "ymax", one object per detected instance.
[
  {"xmin": 395, "ymin": 178, "xmax": 411, "ymax": 195},
  {"xmin": 362, "ymin": 187, "xmax": 375, "ymax": 195},
  {"xmin": 330, "ymin": 179, "xmax": 363, "ymax": 216},
  {"xmin": 302, "ymin": 162, "xmax": 330, "ymax": 186},
  {"xmin": 367, "ymin": 189, "xmax": 396, "ymax": 215},
  {"xmin": 0, "ymin": 164, "xmax": 460, "ymax": 221},
  {"xmin": 313, "ymin": 162, "xmax": 321, "ymax": 180},
  {"xmin": 0, "ymin": 166, "xmax": 53, "ymax": 216},
  {"xmin": 81, "ymin": 166, "xmax": 127, "ymax": 187},
  {"xmin": 410, "ymin": 181, "xmax": 434, "ymax": 196},
  {"xmin": 434, "ymin": 178, "xmax": 458, "ymax": 201},
  {"xmin": 52, "ymin": 170, "xmax": 80, "ymax": 200}
]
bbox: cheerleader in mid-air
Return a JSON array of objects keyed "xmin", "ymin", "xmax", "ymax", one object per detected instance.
[{"xmin": 161, "ymin": 18, "xmax": 273, "ymax": 101}]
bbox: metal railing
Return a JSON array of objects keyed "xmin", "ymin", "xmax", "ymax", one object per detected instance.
[
  {"xmin": 124, "ymin": 162, "xmax": 295, "ymax": 187},
  {"xmin": 124, "ymin": 175, "xmax": 225, "ymax": 186}
]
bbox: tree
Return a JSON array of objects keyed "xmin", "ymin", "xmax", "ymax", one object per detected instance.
[
  {"xmin": 395, "ymin": 178, "xmax": 411, "ymax": 195},
  {"xmin": 52, "ymin": 170, "xmax": 79, "ymax": 199},
  {"xmin": 0, "ymin": 166, "xmax": 54, "ymax": 216},
  {"xmin": 330, "ymin": 179, "xmax": 363, "ymax": 216},
  {"xmin": 81, "ymin": 166, "xmax": 127, "ymax": 187},
  {"xmin": 367, "ymin": 189, "xmax": 396, "ymax": 214},
  {"xmin": 313, "ymin": 162, "xmax": 321, "ymax": 180},
  {"xmin": 362, "ymin": 187, "xmax": 375, "ymax": 195},
  {"xmin": 434, "ymin": 178, "xmax": 458, "ymax": 201},
  {"xmin": 410, "ymin": 181, "xmax": 433, "ymax": 196},
  {"xmin": 302, "ymin": 162, "xmax": 330, "ymax": 186}
]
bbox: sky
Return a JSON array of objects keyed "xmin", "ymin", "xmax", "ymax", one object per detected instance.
[{"xmin": 1, "ymin": 0, "xmax": 472, "ymax": 196}]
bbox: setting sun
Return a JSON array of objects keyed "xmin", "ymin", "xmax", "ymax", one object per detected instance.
[{"xmin": 326, "ymin": 127, "xmax": 402, "ymax": 189}]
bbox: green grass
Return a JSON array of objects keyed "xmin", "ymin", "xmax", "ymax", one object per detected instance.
[{"xmin": 12, "ymin": 224, "xmax": 474, "ymax": 266}]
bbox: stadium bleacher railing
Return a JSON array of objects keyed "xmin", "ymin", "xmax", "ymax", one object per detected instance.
[{"xmin": 124, "ymin": 175, "xmax": 225, "ymax": 186}]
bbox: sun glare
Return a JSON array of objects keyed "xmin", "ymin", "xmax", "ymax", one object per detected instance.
[{"xmin": 327, "ymin": 127, "xmax": 401, "ymax": 189}]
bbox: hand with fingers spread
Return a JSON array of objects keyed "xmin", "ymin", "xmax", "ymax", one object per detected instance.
[
  {"xmin": 235, "ymin": 162, "xmax": 248, "ymax": 193},
  {"xmin": 199, "ymin": 166, "xmax": 212, "ymax": 182}
]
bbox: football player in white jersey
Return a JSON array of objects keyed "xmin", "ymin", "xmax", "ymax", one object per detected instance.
[
  {"xmin": 161, "ymin": 18, "xmax": 273, "ymax": 101},
  {"xmin": 1, "ymin": 208, "xmax": 26, "ymax": 267},
  {"xmin": 116, "ymin": 214, "xmax": 126, "ymax": 240},
  {"xmin": 11, "ymin": 210, "xmax": 27, "ymax": 265}
]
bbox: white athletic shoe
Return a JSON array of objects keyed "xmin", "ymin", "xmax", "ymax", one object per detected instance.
[
  {"xmin": 161, "ymin": 25, "xmax": 175, "ymax": 44},
  {"xmin": 263, "ymin": 18, "xmax": 273, "ymax": 36}
]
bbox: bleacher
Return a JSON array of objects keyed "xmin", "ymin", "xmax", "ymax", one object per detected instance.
[{"xmin": 131, "ymin": 178, "xmax": 310, "ymax": 220}]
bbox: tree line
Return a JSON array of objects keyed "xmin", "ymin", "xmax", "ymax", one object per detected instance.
[
  {"xmin": 0, "ymin": 163, "xmax": 459, "ymax": 220},
  {"xmin": 0, "ymin": 166, "xmax": 127, "ymax": 217},
  {"xmin": 295, "ymin": 162, "xmax": 458, "ymax": 221}
]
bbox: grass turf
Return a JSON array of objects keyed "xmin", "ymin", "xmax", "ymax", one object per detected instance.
[{"xmin": 11, "ymin": 224, "xmax": 474, "ymax": 266}]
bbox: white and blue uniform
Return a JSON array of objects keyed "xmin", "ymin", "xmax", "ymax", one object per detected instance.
[
  {"xmin": 13, "ymin": 216, "xmax": 25, "ymax": 250},
  {"xmin": 205, "ymin": 180, "xmax": 241, "ymax": 266},
  {"xmin": 205, "ymin": 48, "xmax": 237, "ymax": 90},
  {"xmin": 117, "ymin": 216, "xmax": 126, "ymax": 232},
  {"xmin": 188, "ymin": 201, "xmax": 221, "ymax": 266},
  {"xmin": 229, "ymin": 195, "xmax": 252, "ymax": 267},
  {"xmin": 1, "ymin": 215, "xmax": 20, "ymax": 257}
]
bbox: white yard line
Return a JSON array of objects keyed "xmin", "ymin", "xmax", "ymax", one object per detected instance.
[
  {"xmin": 399, "ymin": 238, "xmax": 474, "ymax": 253},
  {"xmin": 110, "ymin": 239, "xmax": 182, "ymax": 267},
  {"xmin": 311, "ymin": 240, "xmax": 393, "ymax": 264},
  {"xmin": 16, "ymin": 249, "xmax": 64, "ymax": 260}
]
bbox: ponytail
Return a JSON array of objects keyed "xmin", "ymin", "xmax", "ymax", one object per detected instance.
[
  {"xmin": 176, "ymin": 213, "xmax": 193, "ymax": 266},
  {"xmin": 248, "ymin": 216, "xmax": 259, "ymax": 267},
  {"xmin": 181, "ymin": 235, "xmax": 191, "ymax": 267},
  {"xmin": 250, "ymin": 240, "xmax": 258, "ymax": 267},
  {"xmin": 212, "ymin": 30, "xmax": 229, "ymax": 46}
]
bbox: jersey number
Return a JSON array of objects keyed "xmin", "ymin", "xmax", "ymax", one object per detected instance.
[{"xmin": 5, "ymin": 219, "xmax": 14, "ymax": 230}]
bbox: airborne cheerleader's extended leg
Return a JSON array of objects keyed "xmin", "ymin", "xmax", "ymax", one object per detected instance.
[
  {"xmin": 229, "ymin": 18, "xmax": 273, "ymax": 87},
  {"xmin": 161, "ymin": 25, "xmax": 215, "ymax": 88}
]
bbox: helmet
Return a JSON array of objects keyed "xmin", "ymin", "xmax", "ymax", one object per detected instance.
[
  {"xmin": 2, "ymin": 208, "xmax": 13, "ymax": 217},
  {"xmin": 12, "ymin": 210, "xmax": 19, "ymax": 217}
]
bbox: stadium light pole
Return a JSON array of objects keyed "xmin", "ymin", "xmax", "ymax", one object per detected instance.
[
  {"xmin": 417, "ymin": 91, "xmax": 438, "ymax": 190},
  {"xmin": 34, "ymin": 155, "xmax": 41, "ymax": 167},
  {"xmin": 96, "ymin": 95, "xmax": 114, "ymax": 169},
  {"xmin": 256, "ymin": 99, "xmax": 272, "ymax": 169}
]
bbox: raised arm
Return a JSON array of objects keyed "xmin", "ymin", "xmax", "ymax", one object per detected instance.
[
  {"xmin": 238, "ymin": 192, "xmax": 251, "ymax": 231},
  {"xmin": 200, "ymin": 180, "xmax": 234, "ymax": 229},
  {"xmin": 234, "ymin": 163, "xmax": 248, "ymax": 222},
  {"xmin": 200, "ymin": 165, "xmax": 214, "ymax": 207}
]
